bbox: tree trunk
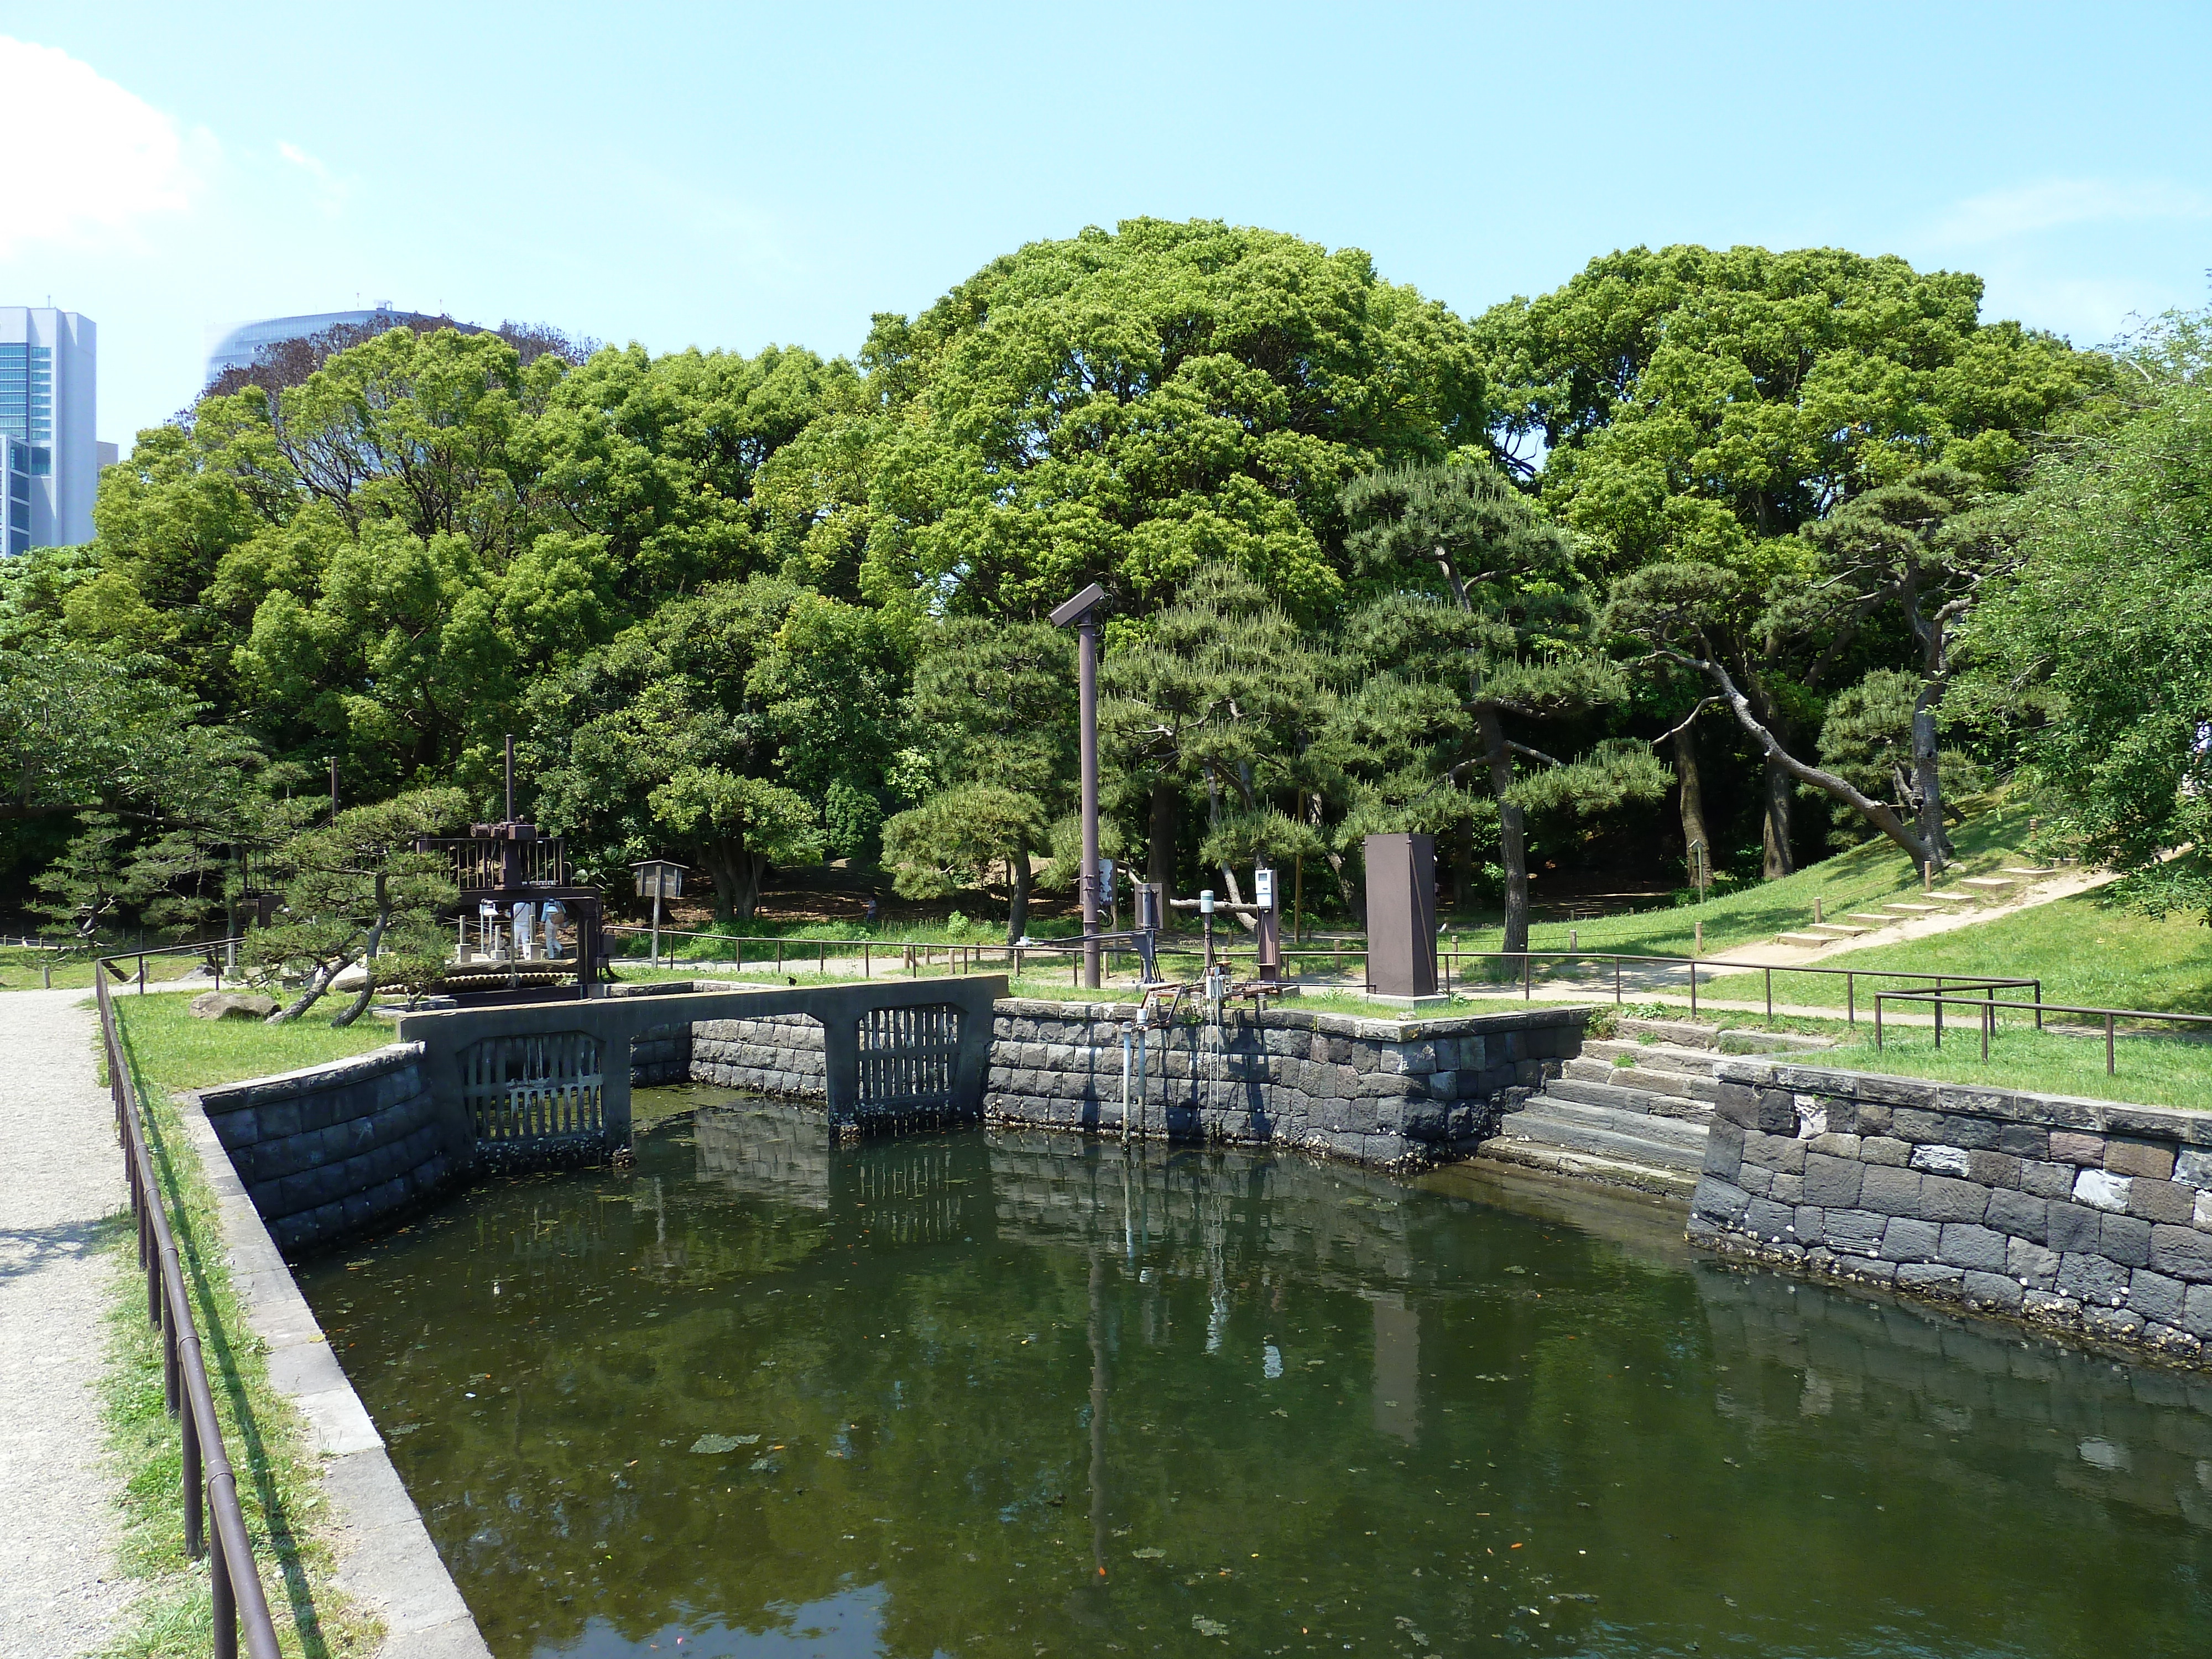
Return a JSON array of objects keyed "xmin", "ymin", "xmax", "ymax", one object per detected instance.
[
  {"xmin": 1911, "ymin": 691, "xmax": 1953, "ymax": 866},
  {"xmin": 700, "ymin": 838, "xmax": 767, "ymax": 921},
  {"xmin": 330, "ymin": 880, "xmax": 389, "ymax": 1029},
  {"xmin": 267, "ymin": 946, "xmax": 357, "ymax": 1024},
  {"xmin": 1147, "ymin": 781, "xmax": 1177, "ymax": 911},
  {"xmin": 1761, "ymin": 757, "xmax": 1796, "ymax": 878},
  {"xmin": 1673, "ymin": 722, "xmax": 1709, "ymax": 879},
  {"xmin": 1478, "ymin": 705, "xmax": 1530, "ymax": 953},
  {"xmin": 1006, "ymin": 847, "xmax": 1032, "ymax": 944}
]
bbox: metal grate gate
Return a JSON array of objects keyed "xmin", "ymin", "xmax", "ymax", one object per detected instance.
[
  {"xmin": 855, "ymin": 1004, "xmax": 963, "ymax": 1115},
  {"xmin": 461, "ymin": 1032, "xmax": 604, "ymax": 1142}
]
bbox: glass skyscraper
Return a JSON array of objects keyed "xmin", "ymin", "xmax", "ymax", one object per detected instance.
[{"xmin": 0, "ymin": 307, "xmax": 96, "ymax": 550}]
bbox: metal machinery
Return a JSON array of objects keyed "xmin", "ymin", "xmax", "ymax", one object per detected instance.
[{"xmin": 413, "ymin": 738, "xmax": 608, "ymax": 1004}]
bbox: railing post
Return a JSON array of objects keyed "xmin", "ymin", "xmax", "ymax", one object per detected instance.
[
  {"xmin": 211, "ymin": 1515, "xmax": 236, "ymax": 1659},
  {"xmin": 184, "ymin": 1407, "xmax": 204, "ymax": 1557},
  {"xmin": 1689, "ymin": 959, "xmax": 1697, "ymax": 1018},
  {"xmin": 2107, "ymin": 1012, "xmax": 2116, "ymax": 1076},
  {"xmin": 1848, "ymin": 972, "xmax": 1855, "ymax": 1026},
  {"xmin": 1765, "ymin": 967, "xmax": 1772, "ymax": 1024},
  {"xmin": 2036, "ymin": 982, "xmax": 2044, "ymax": 1032},
  {"xmin": 1615, "ymin": 957, "xmax": 1621, "ymax": 1006},
  {"xmin": 1876, "ymin": 994, "xmax": 1884, "ymax": 1050},
  {"xmin": 1982, "ymin": 994, "xmax": 1991, "ymax": 1062}
]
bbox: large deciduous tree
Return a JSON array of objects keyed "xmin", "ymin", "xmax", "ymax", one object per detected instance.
[
  {"xmin": 1481, "ymin": 244, "xmax": 2100, "ymax": 871},
  {"xmin": 1971, "ymin": 311, "xmax": 2212, "ymax": 917},
  {"xmin": 860, "ymin": 218, "xmax": 1490, "ymax": 620}
]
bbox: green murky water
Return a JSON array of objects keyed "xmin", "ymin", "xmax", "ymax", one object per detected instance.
[{"xmin": 301, "ymin": 1089, "xmax": 2212, "ymax": 1658}]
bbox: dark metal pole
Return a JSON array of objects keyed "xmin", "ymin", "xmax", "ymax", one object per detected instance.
[
  {"xmin": 505, "ymin": 733, "xmax": 517, "ymax": 823},
  {"xmin": 327, "ymin": 756, "xmax": 338, "ymax": 823},
  {"xmin": 1078, "ymin": 609, "xmax": 1102, "ymax": 990}
]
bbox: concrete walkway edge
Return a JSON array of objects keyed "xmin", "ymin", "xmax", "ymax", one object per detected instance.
[{"xmin": 176, "ymin": 1091, "xmax": 489, "ymax": 1658}]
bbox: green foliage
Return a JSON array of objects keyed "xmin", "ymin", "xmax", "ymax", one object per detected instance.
[
  {"xmin": 864, "ymin": 218, "xmax": 1489, "ymax": 619},
  {"xmin": 822, "ymin": 780, "xmax": 884, "ymax": 865},
  {"xmin": 1480, "ymin": 244, "xmax": 2100, "ymax": 574},
  {"xmin": 1972, "ymin": 312, "xmax": 2212, "ymax": 919},
  {"xmin": 880, "ymin": 784, "xmax": 1049, "ymax": 932},
  {"xmin": 1817, "ymin": 669, "xmax": 1983, "ymax": 845},
  {"xmin": 243, "ymin": 788, "xmax": 465, "ymax": 1024}
]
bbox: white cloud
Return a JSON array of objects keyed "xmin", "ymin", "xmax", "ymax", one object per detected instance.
[
  {"xmin": 277, "ymin": 140, "xmax": 348, "ymax": 215},
  {"xmin": 0, "ymin": 36, "xmax": 206, "ymax": 258},
  {"xmin": 1936, "ymin": 178, "xmax": 2212, "ymax": 246}
]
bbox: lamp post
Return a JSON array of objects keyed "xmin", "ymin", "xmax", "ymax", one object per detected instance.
[
  {"xmin": 632, "ymin": 860, "xmax": 687, "ymax": 968},
  {"xmin": 1051, "ymin": 582, "xmax": 1108, "ymax": 990}
]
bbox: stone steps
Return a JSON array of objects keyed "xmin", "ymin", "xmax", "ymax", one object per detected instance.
[
  {"xmin": 1615, "ymin": 1016, "xmax": 1718, "ymax": 1049},
  {"xmin": 1845, "ymin": 912, "xmax": 1892, "ymax": 926},
  {"xmin": 1543, "ymin": 1074, "xmax": 1713, "ymax": 1121},
  {"xmin": 1958, "ymin": 876, "xmax": 2015, "ymax": 891},
  {"xmin": 1563, "ymin": 1056, "xmax": 1721, "ymax": 1103},
  {"xmin": 2002, "ymin": 866, "xmax": 2057, "ymax": 877},
  {"xmin": 1482, "ymin": 1098, "xmax": 1708, "ymax": 1195},
  {"xmin": 1777, "ymin": 932, "xmax": 1834, "ymax": 947},
  {"xmin": 1579, "ymin": 1038, "xmax": 1721, "ymax": 1074}
]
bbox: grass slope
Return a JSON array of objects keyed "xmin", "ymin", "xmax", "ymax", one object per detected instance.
[
  {"xmin": 111, "ymin": 994, "xmax": 396, "ymax": 1091},
  {"xmin": 102, "ymin": 998, "xmax": 380, "ymax": 1656},
  {"xmin": 1457, "ymin": 806, "xmax": 2043, "ymax": 961},
  {"xmin": 1702, "ymin": 891, "xmax": 2212, "ymax": 1015}
]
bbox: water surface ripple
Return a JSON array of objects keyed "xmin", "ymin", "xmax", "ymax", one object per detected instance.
[{"xmin": 300, "ymin": 1092, "xmax": 2212, "ymax": 1657}]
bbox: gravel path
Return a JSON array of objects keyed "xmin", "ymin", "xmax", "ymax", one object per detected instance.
[{"xmin": 0, "ymin": 989, "xmax": 133, "ymax": 1656}]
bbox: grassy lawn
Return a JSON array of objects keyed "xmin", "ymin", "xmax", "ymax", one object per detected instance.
[
  {"xmin": 112, "ymin": 992, "xmax": 397, "ymax": 1093},
  {"xmin": 0, "ymin": 944, "xmax": 210, "ymax": 993},
  {"xmin": 1784, "ymin": 1024, "xmax": 2212, "ymax": 1113},
  {"xmin": 1700, "ymin": 890, "xmax": 2212, "ymax": 1015}
]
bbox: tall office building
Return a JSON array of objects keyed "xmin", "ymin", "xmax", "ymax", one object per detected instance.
[{"xmin": 0, "ymin": 307, "xmax": 97, "ymax": 550}]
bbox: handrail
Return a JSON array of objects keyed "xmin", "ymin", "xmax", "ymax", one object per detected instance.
[
  {"xmin": 96, "ymin": 952, "xmax": 283, "ymax": 1659},
  {"xmin": 1874, "ymin": 988, "xmax": 2211, "ymax": 1074},
  {"xmin": 601, "ymin": 926, "xmax": 2039, "ymax": 1025}
]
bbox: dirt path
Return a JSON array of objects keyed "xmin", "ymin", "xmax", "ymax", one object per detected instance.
[{"xmin": 0, "ymin": 990, "xmax": 132, "ymax": 1655}]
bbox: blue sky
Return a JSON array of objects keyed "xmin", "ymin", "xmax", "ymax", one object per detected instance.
[{"xmin": 5, "ymin": 0, "xmax": 2209, "ymax": 444}]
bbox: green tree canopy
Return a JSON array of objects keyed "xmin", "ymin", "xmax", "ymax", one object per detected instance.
[{"xmin": 860, "ymin": 218, "xmax": 1491, "ymax": 620}]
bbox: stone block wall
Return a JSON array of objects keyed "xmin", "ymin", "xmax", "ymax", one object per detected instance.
[
  {"xmin": 983, "ymin": 999, "xmax": 1584, "ymax": 1167},
  {"xmin": 690, "ymin": 1013, "xmax": 827, "ymax": 1098},
  {"xmin": 199, "ymin": 1045, "xmax": 465, "ymax": 1258},
  {"xmin": 1694, "ymin": 1060, "xmax": 2212, "ymax": 1366},
  {"xmin": 630, "ymin": 1021, "xmax": 692, "ymax": 1086}
]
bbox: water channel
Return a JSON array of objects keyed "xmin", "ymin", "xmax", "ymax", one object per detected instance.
[{"xmin": 299, "ymin": 1087, "xmax": 2212, "ymax": 1657}]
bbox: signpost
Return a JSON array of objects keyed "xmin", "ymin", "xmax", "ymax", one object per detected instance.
[{"xmin": 632, "ymin": 860, "xmax": 687, "ymax": 968}]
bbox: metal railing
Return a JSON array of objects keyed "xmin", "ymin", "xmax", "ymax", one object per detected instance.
[
  {"xmin": 1437, "ymin": 949, "xmax": 2039, "ymax": 1025},
  {"xmin": 604, "ymin": 926, "xmax": 2039, "ymax": 1025},
  {"xmin": 96, "ymin": 952, "xmax": 282, "ymax": 1659},
  {"xmin": 1875, "ymin": 988, "xmax": 2211, "ymax": 1074}
]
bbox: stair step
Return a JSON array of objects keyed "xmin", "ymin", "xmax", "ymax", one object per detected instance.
[
  {"xmin": 1580, "ymin": 1039, "xmax": 1723, "ymax": 1074},
  {"xmin": 2002, "ymin": 867, "xmax": 2057, "ymax": 877},
  {"xmin": 1614, "ymin": 1016, "xmax": 1718, "ymax": 1050},
  {"xmin": 1543, "ymin": 1076, "xmax": 1714, "ymax": 1121},
  {"xmin": 1777, "ymin": 932, "xmax": 1834, "ymax": 947},
  {"xmin": 1527, "ymin": 1094, "xmax": 1712, "ymax": 1149},
  {"xmin": 1806, "ymin": 924, "xmax": 1868, "ymax": 937},
  {"xmin": 1845, "ymin": 912, "xmax": 1893, "ymax": 926},
  {"xmin": 1958, "ymin": 877, "xmax": 2014, "ymax": 891},
  {"xmin": 1883, "ymin": 904, "xmax": 1940, "ymax": 916},
  {"xmin": 1563, "ymin": 1058, "xmax": 1722, "ymax": 1099},
  {"xmin": 1495, "ymin": 1105, "xmax": 1709, "ymax": 1172},
  {"xmin": 1717, "ymin": 1027, "xmax": 1836, "ymax": 1055}
]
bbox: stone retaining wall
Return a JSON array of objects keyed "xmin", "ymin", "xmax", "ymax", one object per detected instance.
[
  {"xmin": 690, "ymin": 1013, "xmax": 827, "ymax": 1097},
  {"xmin": 983, "ymin": 999, "xmax": 1585, "ymax": 1166},
  {"xmin": 630, "ymin": 1021, "xmax": 693, "ymax": 1086},
  {"xmin": 1694, "ymin": 1060, "xmax": 2212, "ymax": 1365},
  {"xmin": 198, "ymin": 1045, "xmax": 467, "ymax": 1257}
]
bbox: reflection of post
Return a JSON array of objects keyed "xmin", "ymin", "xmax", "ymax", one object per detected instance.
[
  {"xmin": 1088, "ymin": 1253, "xmax": 1109, "ymax": 1579},
  {"xmin": 1368, "ymin": 1292, "xmax": 1420, "ymax": 1443},
  {"xmin": 1051, "ymin": 583, "xmax": 1109, "ymax": 990}
]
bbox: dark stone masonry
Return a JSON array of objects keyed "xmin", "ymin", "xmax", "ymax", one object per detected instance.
[
  {"xmin": 198, "ymin": 1045, "xmax": 466, "ymax": 1256},
  {"xmin": 1694, "ymin": 1060, "xmax": 2212, "ymax": 1366},
  {"xmin": 982, "ymin": 998, "xmax": 1583, "ymax": 1166}
]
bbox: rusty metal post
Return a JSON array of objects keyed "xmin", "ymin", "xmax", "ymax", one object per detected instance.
[{"xmin": 1052, "ymin": 584, "xmax": 1108, "ymax": 990}]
